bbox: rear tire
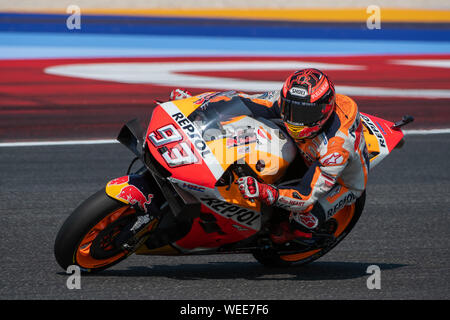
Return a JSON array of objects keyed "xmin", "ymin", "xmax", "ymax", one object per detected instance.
[
  {"xmin": 54, "ymin": 190, "xmax": 135, "ymax": 273},
  {"xmin": 253, "ymin": 191, "xmax": 366, "ymax": 267}
]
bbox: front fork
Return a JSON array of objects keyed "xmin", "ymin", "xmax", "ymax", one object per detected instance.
[{"xmin": 105, "ymin": 172, "xmax": 160, "ymax": 250}]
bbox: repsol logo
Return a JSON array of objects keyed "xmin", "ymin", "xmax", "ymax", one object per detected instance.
[
  {"xmin": 360, "ymin": 114, "xmax": 386, "ymax": 149},
  {"xmin": 171, "ymin": 112, "xmax": 212, "ymax": 158},
  {"xmin": 200, "ymin": 197, "xmax": 260, "ymax": 229},
  {"xmin": 326, "ymin": 192, "xmax": 356, "ymax": 219}
]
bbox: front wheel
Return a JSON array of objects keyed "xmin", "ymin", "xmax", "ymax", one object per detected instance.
[{"xmin": 54, "ymin": 190, "xmax": 138, "ymax": 273}]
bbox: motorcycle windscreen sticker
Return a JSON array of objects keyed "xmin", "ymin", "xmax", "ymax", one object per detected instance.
[
  {"xmin": 360, "ymin": 113, "xmax": 389, "ymax": 168},
  {"xmin": 161, "ymin": 101, "xmax": 224, "ymax": 181}
]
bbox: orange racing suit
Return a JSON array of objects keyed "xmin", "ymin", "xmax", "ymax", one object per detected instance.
[
  {"xmin": 170, "ymin": 89, "xmax": 370, "ymax": 227},
  {"xmin": 238, "ymin": 91, "xmax": 370, "ymax": 225}
]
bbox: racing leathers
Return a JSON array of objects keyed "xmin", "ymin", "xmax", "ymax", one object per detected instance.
[
  {"xmin": 170, "ymin": 89, "xmax": 370, "ymax": 231},
  {"xmin": 238, "ymin": 90, "xmax": 370, "ymax": 230}
]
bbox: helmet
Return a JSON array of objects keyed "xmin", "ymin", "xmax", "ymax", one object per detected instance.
[{"xmin": 279, "ymin": 69, "xmax": 336, "ymax": 140}]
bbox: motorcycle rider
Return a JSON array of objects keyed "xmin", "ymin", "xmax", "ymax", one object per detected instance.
[{"xmin": 169, "ymin": 69, "xmax": 370, "ymax": 244}]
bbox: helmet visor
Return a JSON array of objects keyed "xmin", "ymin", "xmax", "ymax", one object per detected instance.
[{"xmin": 280, "ymin": 96, "xmax": 327, "ymax": 126}]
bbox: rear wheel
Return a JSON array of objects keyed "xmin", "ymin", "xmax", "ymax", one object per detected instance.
[
  {"xmin": 54, "ymin": 190, "xmax": 138, "ymax": 273},
  {"xmin": 253, "ymin": 192, "xmax": 366, "ymax": 267}
]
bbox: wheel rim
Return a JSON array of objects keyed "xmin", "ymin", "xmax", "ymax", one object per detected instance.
[
  {"xmin": 332, "ymin": 203, "xmax": 355, "ymax": 238},
  {"xmin": 280, "ymin": 204, "xmax": 355, "ymax": 262},
  {"xmin": 75, "ymin": 206, "xmax": 135, "ymax": 269}
]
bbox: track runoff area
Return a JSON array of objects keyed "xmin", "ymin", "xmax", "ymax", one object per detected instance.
[
  {"xmin": 0, "ymin": 8, "xmax": 449, "ymax": 309},
  {"xmin": 0, "ymin": 9, "xmax": 449, "ymax": 146}
]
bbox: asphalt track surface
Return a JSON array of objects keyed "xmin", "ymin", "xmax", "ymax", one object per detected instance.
[
  {"xmin": 1, "ymin": 11, "xmax": 449, "ymax": 305},
  {"xmin": 1, "ymin": 133, "xmax": 449, "ymax": 300}
]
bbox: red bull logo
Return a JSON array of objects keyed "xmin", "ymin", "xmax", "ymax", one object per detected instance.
[
  {"xmin": 117, "ymin": 185, "xmax": 153, "ymax": 213},
  {"xmin": 108, "ymin": 176, "xmax": 129, "ymax": 185}
]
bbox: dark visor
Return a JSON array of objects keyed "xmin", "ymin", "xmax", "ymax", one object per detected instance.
[{"xmin": 279, "ymin": 96, "xmax": 326, "ymax": 126}]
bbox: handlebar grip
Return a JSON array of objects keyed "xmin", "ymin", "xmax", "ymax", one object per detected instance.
[{"xmin": 232, "ymin": 166, "xmax": 256, "ymax": 203}]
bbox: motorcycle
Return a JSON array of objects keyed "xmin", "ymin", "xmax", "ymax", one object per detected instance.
[{"xmin": 54, "ymin": 91, "xmax": 413, "ymax": 272}]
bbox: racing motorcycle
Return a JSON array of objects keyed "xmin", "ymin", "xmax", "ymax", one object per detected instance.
[{"xmin": 54, "ymin": 91, "xmax": 413, "ymax": 272}]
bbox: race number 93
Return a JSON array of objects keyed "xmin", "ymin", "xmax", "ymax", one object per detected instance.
[{"xmin": 148, "ymin": 124, "xmax": 198, "ymax": 167}]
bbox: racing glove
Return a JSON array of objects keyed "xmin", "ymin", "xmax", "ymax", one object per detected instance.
[
  {"xmin": 236, "ymin": 176, "xmax": 279, "ymax": 206},
  {"xmin": 169, "ymin": 88, "xmax": 192, "ymax": 101}
]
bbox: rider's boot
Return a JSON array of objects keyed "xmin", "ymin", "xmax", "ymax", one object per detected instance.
[{"xmin": 270, "ymin": 221, "xmax": 312, "ymax": 244}]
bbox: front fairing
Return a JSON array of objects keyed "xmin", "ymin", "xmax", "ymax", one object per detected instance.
[
  {"xmin": 145, "ymin": 94, "xmax": 298, "ymax": 189},
  {"xmin": 144, "ymin": 94, "xmax": 237, "ymax": 189},
  {"xmin": 360, "ymin": 112, "xmax": 405, "ymax": 168}
]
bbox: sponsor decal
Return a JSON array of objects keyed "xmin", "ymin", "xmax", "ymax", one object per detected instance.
[
  {"xmin": 200, "ymin": 197, "xmax": 260, "ymax": 229},
  {"xmin": 130, "ymin": 215, "xmax": 152, "ymax": 233},
  {"xmin": 148, "ymin": 124, "xmax": 183, "ymax": 147},
  {"xmin": 360, "ymin": 114, "xmax": 387, "ymax": 149},
  {"xmin": 320, "ymin": 152, "xmax": 344, "ymax": 166},
  {"xmin": 277, "ymin": 196, "xmax": 306, "ymax": 210},
  {"xmin": 289, "ymin": 87, "xmax": 308, "ymax": 97},
  {"xmin": 108, "ymin": 176, "xmax": 129, "ymax": 185},
  {"xmin": 293, "ymin": 212, "xmax": 318, "ymax": 229},
  {"xmin": 193, "ymin": 91, "xmax": 235, "ymax": 108},
  {"xmin": 226, "ymin": 128, "xmax": 257, "ymax": 148},
  {"xmin": 326, "ymin": 192, "xmax": 356, "ymax": 219},
  {"xmin": 163, "ymin": 102, "xmax": 224, "ymax": 181},
  {"xmin": 327, "ymin": 185, "xmax": 342, "ymax": 199},
  {"xmin": 117, "ymin": 185, "xmax": 154, "ymax": 213},
  {"xmin": 257, "ymin": 91, "xmax": 275, "ymax": 100},
  {"xmin": 375, "ymin": 120, "xmax": 387, "ymax": 135},
  {"xmin": 256, "ymin": 126, "xmax": 272, "ymax": 142},
  {"xmin": 169, "ymin": 177, "xmax": 218, "ymax": 196},
  {"xmin": 311, "ymin": 80, "xmax": 329, "ymax": 102},
  {"xmin": 237, "ymin": 145, "xmax": 251, "ymax": 155},
  {"xmin": 182, "ymin": 182, "xmax": 206, "ymax": 193},
  {"xmin": 193, "ymin": 92, "xmax": 219, "ymax": 106},
  {"xmin": 322, "ymin": 172, "xmax": 335, "ymax": 183},
  {"xmin": 159, "ymin": 142, "xmax": 198, "ymax": 167},
  {"xmin": 321, "ymin": 132, "xmax": 328, "ymax": 145},
  {"xmin": 171, "ymin": 112, "xmax": 212, "ymax": 158},
  {"xmin": 321, "ymin": 173, "xmax": 337, "ymax": 190},
  {"xmin": 147, "ymin": 122, "xmax": 198, "ymax": 167}
]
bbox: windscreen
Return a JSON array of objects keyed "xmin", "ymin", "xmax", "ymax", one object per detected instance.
[{"xmin": 188, "ymin": 95, "xmax": 253, "ymax": 142}]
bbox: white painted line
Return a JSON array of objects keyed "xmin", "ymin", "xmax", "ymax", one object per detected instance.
[
  {"xmin": 0, "ymin": 139, "xmax": 118, "ymax": 147},
  {"xmin": 1, "ymin": 129, "xmax": 450, "ymax": 148},
  {"xmin": 403, "ymin": 128, "xmax": 450, "ymax": 135},
  {"xmin": 391, "ymin": 59, "xmax": 450, "ymax": 69}
]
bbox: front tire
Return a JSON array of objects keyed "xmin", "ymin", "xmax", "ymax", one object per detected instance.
[{"xmin": 54, "ymin": 190, "xmax": 136, "ymax": 273}]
